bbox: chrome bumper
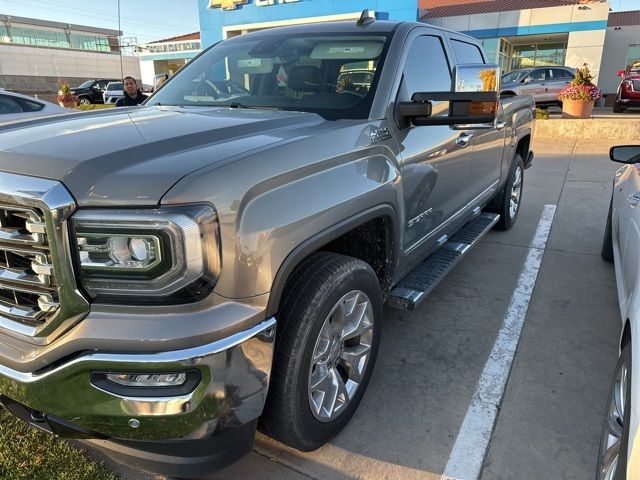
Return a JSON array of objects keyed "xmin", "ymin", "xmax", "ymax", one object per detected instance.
[{"xmin": 0, "ymin": 318, "xmax": 276, "ymax": 440}]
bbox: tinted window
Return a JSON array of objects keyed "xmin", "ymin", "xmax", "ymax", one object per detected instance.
[
  {"xmin": 0, "ymin": 95, "xmax": 23, "ymax": 114},
  {"xmin": 398, "ymin": 35, "xmax": 451, "ymax": 103},
  {"xmin": 528, "ymin": 69, "xmax": 545, "ymax": 81},
  {"xmin": 13, "ymin": 97, "xmax": 44, "ymax": 112},
  {"xmin": 550, "ymin": 68, "xmax": 572, "ymax": 80},
  {"xmin": 451, "ymin": 39, "xmax": 484, "ymax": 64}
]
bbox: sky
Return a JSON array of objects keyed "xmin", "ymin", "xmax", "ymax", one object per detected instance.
[
  {"xmin": 0, "ymin": 0, "xmax": 638, "ymax": 45},
  {"xmin": 0, "ymin": 0, "xmax": 201, "ymax": 44}
]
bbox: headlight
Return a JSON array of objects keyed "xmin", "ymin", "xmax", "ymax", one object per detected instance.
[{"xmin": 71, "ymin": 204, "xmax": 220, "ymax": 304}]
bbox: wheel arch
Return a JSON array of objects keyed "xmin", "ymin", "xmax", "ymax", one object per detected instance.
[{"xmin": 265, "ymin": 205, "xmax": 399, "ymax": 317}]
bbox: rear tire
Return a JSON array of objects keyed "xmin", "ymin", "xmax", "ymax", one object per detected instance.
[
  {"xmin": 613, "ymin": 102, "xmax": 625, "ymax": 114},
  {"xmin": 601, "ymin": 197, "xmax": 614, "ymax": 262},
  {"xmin": 490, "ymin": 154, "xmax": 524, "ymax": 231},
  {"xmin": 78, "ymin": 97, "xmax": 92, "ymax": 106},
  {"xmin": 260, "ymin": 252, "xmax": 382, "ymax": 451}
]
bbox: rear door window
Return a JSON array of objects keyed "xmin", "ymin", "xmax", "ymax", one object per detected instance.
[
  {"xmin": 451, "ymin": 39, "xmax": 485, "ymax": 64},
  {"xmin": 13, "ymin": 97, "xmax": 45, "ymax": 112}
]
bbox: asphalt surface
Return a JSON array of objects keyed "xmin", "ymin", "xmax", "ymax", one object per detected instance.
[{"xmin": 95, "ymin": 137, "xmax": 622, "ymax": 480}]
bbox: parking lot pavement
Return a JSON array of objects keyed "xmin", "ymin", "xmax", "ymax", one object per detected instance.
[{"xmin": 104, "ymin": 138, "xmax": 622, "ymax": 480}]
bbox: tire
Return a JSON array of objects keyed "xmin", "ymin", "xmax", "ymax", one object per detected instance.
[
  {"xmin": 260, "ymin": 252, "xmax": 382, "ymax": 451},
  {"xmin": 596, "ymin": 342, "xmax": 631, "ymax": 480},
  {"xmin": 78, "ymin": 97, "xmax": 92, "ymax": 106},
  {"xmin": 491, "ymin": 154, "xmax": 524, "ymax": 231},
  {"xmin": 602, "ymin": 197, "xmax": 614, "ymax": 262}
]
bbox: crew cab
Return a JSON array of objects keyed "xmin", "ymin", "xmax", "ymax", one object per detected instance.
[
  {"xmin": 70, "ymin": 78, "xmax": 119, "ymax": 105},
  {"xmin": 0, "ymin": 14, "xmax": 534, "ymax": 478}
]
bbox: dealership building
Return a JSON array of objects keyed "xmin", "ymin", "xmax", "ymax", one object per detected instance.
[
  {"xmin": 197, "ymin": 0, "xmax": 640, "ymax": 95},
  {"xmin": 0, "ymin": 15, "xmax": 140, "ymax": 100},
  {"xmin": 138, "ymin": 32, "xmax": 202, "ymax": 88}
]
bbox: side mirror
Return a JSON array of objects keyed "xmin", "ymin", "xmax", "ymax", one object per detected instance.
[
  {"xmin": 398, "ymin": 64, "xmax": 500, "ymax": 126},
  {"xmin": 610, "ymin": 145, "xmax": 640, "ymax": 164}
]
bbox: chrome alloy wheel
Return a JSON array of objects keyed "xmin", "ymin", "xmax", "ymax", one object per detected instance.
[
  {"xmin": 510, "ymin": 164, "xmax": 523, "ymax": 219},
  {"xmin": 308, "ymin": 290, "xmax": 374, "ymax": 422},
  {"xmin": 598, "ymin": 356, "xmax": 629, "ymax": 480}
]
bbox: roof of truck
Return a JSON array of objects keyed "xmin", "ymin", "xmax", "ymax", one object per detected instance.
[{"xmin": 224, "ymin": 19, "xmax": 476, "ymax": 43}]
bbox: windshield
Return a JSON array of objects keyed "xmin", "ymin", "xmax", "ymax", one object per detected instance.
[
  {"xmin": 107, "ymin": 83, "xmax": 123, "ymax": 91},
  {"xmin": 147, "ymin": 32, "xmax": 392, "ymax": 120},
  {"xmin": 501, "ymin": 70, "xmax": 530, "ymax": 84},
  {"xmin": 76, "ymin": 80, "xmax": 95, "ymax": 89}
]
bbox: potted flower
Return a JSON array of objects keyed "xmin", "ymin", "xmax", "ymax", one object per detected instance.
[
  {"xmin": 559, "ymin": 64, "xmax": 602, "ymax": 119},
  {"xmin": 56, "ymin": 80, "xmax": 79, "ymax": 108}
]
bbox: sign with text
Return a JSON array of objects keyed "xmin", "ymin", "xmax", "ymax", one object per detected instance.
[{"xmin": 209, "ymin": 0, "xmax": 300, "ymax": 8}]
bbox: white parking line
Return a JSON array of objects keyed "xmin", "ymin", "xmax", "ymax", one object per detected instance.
[{"xmin": 442, "ymin": 204, "xmax": 557, "ymax": 480}]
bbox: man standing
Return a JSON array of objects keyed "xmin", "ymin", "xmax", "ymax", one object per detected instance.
[{"xmin": 116, "ymin": 76, "xmax": 148, "ymax": 107}]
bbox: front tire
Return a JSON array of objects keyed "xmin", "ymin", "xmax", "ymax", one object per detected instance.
[
  {"xmin": 260, "ymin": 252, "xmax": 382, "ymax": 451},
  {"xmin": 596, "ymin": 342, "xmax": 631, "ymax": 480},
  {"xmin": 491, "ymin": 154, "xmax": 524, "ymax": 231}
]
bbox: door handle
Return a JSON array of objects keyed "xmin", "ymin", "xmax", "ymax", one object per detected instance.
[
  {"xmin": 627, "ymin": 192, "xmax": 640, "ymax": 206},
  {"xmin": 456, "ymin": 132, "xmax": 474, "ymax": 147},
  {"xmin": 495, "ymin": 120, "xmax": 507, "ymax": 130}
]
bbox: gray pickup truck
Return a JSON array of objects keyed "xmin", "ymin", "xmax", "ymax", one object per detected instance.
[{"xmin": 0, "ymin": 14, "xmax": 534, "ymax": 478}]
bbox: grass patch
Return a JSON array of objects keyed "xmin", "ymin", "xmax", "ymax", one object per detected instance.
[
  {"xmin": 0, "ymin": 408, "xmax": 119, "ymax": 480},
  {"xmin": 75, "ymin": 104, "xmax": 116, "ymax": 111}
]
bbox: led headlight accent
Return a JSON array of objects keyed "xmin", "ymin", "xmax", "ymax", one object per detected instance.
[{"xmin": 72, "ymin": 204, "xmax": 220, "ymax": 303}]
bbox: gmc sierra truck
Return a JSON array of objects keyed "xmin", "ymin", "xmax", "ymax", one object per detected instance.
[{"xmin": 0, "ymin": 14, "xmax": 534, "ymax": 478}]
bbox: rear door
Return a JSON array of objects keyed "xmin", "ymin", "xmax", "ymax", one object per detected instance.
[
  {"xmin": 617, "ymin": 166, "xmax": 640, "ymax": 308},
  {"xmin": 449, "ymin": 37, "xmax": 505, "ymax": 200},
  {"xmin": 390, "ymin": 31, "xmax": 471, "ymax": 255}
]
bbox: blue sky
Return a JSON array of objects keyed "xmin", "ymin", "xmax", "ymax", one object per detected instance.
[{"xmin": 0, "ymin": 0, "xmax": 637, "ymax": 44}]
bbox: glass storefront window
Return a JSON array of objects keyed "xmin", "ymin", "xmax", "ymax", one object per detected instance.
[{"xmin": 511, "ymin": 42, "xmax": 566, "ymax": 69}]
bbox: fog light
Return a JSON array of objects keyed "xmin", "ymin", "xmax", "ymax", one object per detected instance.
[{"xmin": 106, "ymin": 372, "xmax": 187, "ymax": 387}]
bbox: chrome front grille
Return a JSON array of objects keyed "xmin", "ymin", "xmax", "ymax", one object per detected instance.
[
  {"xmin": 0, "ymin": 172, "xmax": 89, "ymax": 340},
  {"xmin": 0, "ymin": 206, "xmax": 58, "ymax": 326},
  {"xmin": 632, "ymin": 80, "xmax": 640, "ymax": 92}
]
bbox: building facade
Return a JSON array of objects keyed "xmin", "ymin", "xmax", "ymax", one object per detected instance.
[
  {"xmin": 601, "ymin": 10, "xmax": 640, "ymax": 95},
  {"xmin": 138, "ymin": 33, "xmax": 202, "ymax": 88},
  {"xmin": 197, "ymin": 0, "xmax": 640, "ymax": 96},
  {"xmin": 0, "ymin": 15, "xmax": 140, "ymax": 99}
]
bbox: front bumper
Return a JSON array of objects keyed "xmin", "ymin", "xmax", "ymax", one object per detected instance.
[{"xmin": 0, "ymin": 318, "xmax": 276, "ymax": 441}]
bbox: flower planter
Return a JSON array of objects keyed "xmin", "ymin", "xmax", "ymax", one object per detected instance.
[
  {"xmin": 562, "ymin": 99, "xmax": 595, "ymax": 119},
  {"xmin": 58, "ymin": 100, "xmax": 77, "ymax": 109}
]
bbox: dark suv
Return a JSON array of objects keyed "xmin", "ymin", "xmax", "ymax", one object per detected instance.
[
  {"xmin": 70, "ymin": 79, "xmax": 120, "ymax": 105},
  {"xmin": 614, "ymin": 67, "xmax": 640, "ymax": 113}
]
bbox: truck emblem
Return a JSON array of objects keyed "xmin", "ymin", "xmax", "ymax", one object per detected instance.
[
  {"xmin": 208, "ymin": 0, "xmax": 247, "ymax": 10},
  {"xmin": 370, "ymin": 127, "xmax": 392, "ymax": 144}
]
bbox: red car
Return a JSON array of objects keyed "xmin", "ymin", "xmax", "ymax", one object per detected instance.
[{"xmin": 614, "ymin": 67, "xmax": 640, "ymax": 113}]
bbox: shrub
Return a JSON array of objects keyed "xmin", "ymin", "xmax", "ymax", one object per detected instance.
[
  {"xmin": 56, "ymin": 80, "xmax": 78, "ymax": 104},
  {"xmin": 558, "ymin": 64, "xmax": 602, "ymax": 102}
]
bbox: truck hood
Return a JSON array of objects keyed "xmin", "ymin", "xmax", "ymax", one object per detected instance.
[{"xmin": 0, "ymin": 106, "xmax": 325, "ymax": 206}]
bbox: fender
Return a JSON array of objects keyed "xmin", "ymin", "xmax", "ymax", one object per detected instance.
[{"xmin": 265, "ymin": 203, "xmax": 400, "ymax": 317}]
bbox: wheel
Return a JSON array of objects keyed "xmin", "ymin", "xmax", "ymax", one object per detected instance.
[
  {"xmin": 260, "ymin": 252, "xmax": 382, "ymax": 451},
  {"xmin": 490, "ymin": 154, "xmax": 524, "ymax": 231},
  {"xmin": 78, "ymin": 97, "xmax": 92, "ymax": 106},
  {"xmin": 602, "ymin": 197, "xmax": 614, "ymax": 262},
  {"xmin": 596, "ymin": 342, "xmax": 631, "ymax": 480}
]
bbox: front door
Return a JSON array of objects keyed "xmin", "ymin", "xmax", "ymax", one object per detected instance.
[{"xmin": 391, "ymin": 33, "xmax": 471, "ymax": 256}]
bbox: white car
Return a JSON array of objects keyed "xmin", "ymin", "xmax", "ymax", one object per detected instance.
[
  {"xmin": 103, "ymin": 82, "xmax": 124, "ymax": 104},
  {"xmin": 0, "ymin": 89, "xmax": 69, "ymax": 124},
  {"xmin": 599, "ymin": 144, "xmax": 640, "ymax": 480}
]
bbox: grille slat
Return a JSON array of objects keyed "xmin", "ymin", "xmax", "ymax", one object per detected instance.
[
  {"xmin": 0, "ymin": 205, "xmax": 59, "ymax": 326},
  {"xmin": 632, "ymin": 80, "xmax": 640, "ymax": 92}
]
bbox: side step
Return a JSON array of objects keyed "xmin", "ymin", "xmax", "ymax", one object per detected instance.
[{"xmin": 388, "ymin": 212, "xmax": 500, "ymax": 311}]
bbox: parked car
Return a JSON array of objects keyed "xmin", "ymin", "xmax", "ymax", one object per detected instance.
[
  {"xmin": 103, "ymin": 82, "xmax": 124, "ymax": 104},
  {"xmin": 0, "ymin": 89, "xmax": 69, "ymax": 124},
  {"xmin": 501, "ymin": 66, "xmax": 575, "ymax": 107},
  {"xmin": 70, "ymin": 79, "xmax": 119, "ymax": 105},
  {"xmin": 613, "ymin": 67, "xmax": 640, "ymax": 113},
  {"xmin": 599, "ymin": 144, "xmax": 640, "ymax": 480},
  {"xmin": 0, "ymin": 16, "xmax": 535, "ymax": 478}
]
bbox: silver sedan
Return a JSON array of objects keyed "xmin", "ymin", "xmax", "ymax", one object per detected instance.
[
  {"xmin": 0, "ymin": 89, "xmax": 70, "ymax": 125},
  {"xmin": 599, "ymin": 144, "xmax": 640, "ymax": 480}
]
